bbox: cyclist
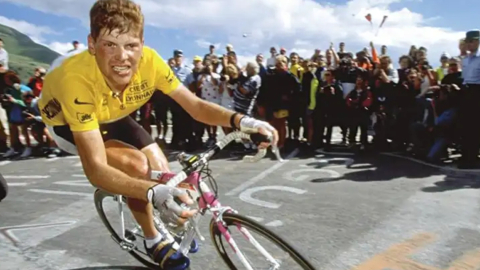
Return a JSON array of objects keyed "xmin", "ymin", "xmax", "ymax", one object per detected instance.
[{"xmin": 38, "ymin": 0, "xmax": 278, "ymax": 269}]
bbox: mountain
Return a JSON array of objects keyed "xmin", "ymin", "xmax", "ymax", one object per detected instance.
[{"xmin": 0, "ymin": 23, "xmax": 60, "ymax": 82}]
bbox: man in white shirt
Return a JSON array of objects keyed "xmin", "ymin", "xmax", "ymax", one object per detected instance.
[{"xmin": 0, "ymin": 38, "xmax": 9, "ymax": 70}]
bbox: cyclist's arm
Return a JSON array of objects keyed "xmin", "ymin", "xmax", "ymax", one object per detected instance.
[{"xmin": 73, "ymin": 130, "xmax": 154, "ymax": 201}]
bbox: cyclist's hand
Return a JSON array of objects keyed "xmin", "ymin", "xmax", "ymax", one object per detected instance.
[
  {"xmin": 239, "ymin": 116, "xmax": 278, "ymax": 148},
  {"xmin": 149, "ymin": 184, "xmax": 197, "ymax": 225}
]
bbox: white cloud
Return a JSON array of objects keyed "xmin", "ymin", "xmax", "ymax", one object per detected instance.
[
  {"xmin": 0, "ymin": 15, "xmax": 54, "ymax": 42},
  {"xmin": 195, "ymin": 39, "xmax": 221, "ymax": 50},
  {"xmin": 0, "ymin": 15, "xmax": 87, "ymax": 56},
  {"xmin": 0, "ymin": 0, "xmax": 465, "ymax": 66}
]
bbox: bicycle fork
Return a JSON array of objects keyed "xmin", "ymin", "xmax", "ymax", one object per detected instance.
[{"xmin": 214, "ymin": 210, "xmax": 280, "ymax": 270}]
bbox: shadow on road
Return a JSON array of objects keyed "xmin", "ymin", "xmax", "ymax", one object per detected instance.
[
  {"xmin": 306, "ymin": 153, "xmax": 443, "ymax": 183},
  {"xmin": 421, "ymin": 177, "xmax": 480, "ymax": 193}
]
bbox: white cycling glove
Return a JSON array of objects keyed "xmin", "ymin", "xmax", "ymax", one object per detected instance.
[
  {"xmin": 147, "ymin": 184, "xmax": 190, "ymax": 225},
  {"xmin": 239, "ymin": 116, "xmax": 275, "ymax": 136}
]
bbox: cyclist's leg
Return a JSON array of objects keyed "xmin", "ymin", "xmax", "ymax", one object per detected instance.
[
  {"xmin": 47, "ymin": 119, "xmax": 190, "ymax": 268},
  {"xmin": 103, "ymin": 140, "xmax": 159, "ymax": 239}
]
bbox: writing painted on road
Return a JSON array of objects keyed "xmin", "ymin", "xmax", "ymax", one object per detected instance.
[
  {"xmin": 353, "ymin": 232, "xmax": 480, "ymax": 270},
  {"xmin": 238, "ymin": 186, "xmax": 307, "ymax": 209}
]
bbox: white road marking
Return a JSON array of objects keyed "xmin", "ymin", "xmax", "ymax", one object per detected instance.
[
  {"xmin": 225, "ymin": 148, "xmax": 299, "ymax": 196},
  {"xmin": 73, "ymin": 162, "xmax": 82, "ymax": 167},
  {"xmin": 7, "ymin": 183, "xmax": 29, "ymax": 187},
  {"xmin": 283, "ymin": 168, "xmax": 341, "ymax": 182},
  {"xmin": 246, "ymin": 216, "xmax": 264, "ymax": 222},
  {"xmin": 64, "ymin": 155, "xmax": 79, "ymax": 159},
  {"xmin": 0, "ymin": 221, "xmax": 76, "ymax": 244},
  {"xmin": 45, "ymin": 157, "xmax": 59, "ymax": 162},
  {"xmin": 0, "ymin": 161, "xmax": 11, "ymax": 166},
  {"xmin": 53, "ymin": 180, "xmax": 91, "ymax": 187},
  {"xmin": 265, "ymin": 220, "xmax": 283, "ymax": 227},
  {"xmin": 28, "ymin": 189, "xmax": 92, "ymax": 197},
  {"xmin": 72, "ymin": 174, "xmax": 86, "ymax": 178},
  {"xmin": 238, "ymin": 185, "xmax": 307, "ymax": 209},
  {"xmin": 4, "ymin": 175, "xmax": 50, "ymax": 179}
]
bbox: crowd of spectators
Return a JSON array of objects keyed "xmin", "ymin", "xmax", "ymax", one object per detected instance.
[{"xmin": 0, "ymin": 32, "xmax": 479, "ymax": 169}]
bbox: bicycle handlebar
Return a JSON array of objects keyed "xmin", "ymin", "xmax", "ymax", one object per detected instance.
[{"xmin": 165, "ymin": 131, "xmax": 282, "ymax": 188}]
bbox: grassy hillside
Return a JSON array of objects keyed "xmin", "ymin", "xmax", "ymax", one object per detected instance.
[{"xmin": 0, "ymin": 24, "xmax": 60, "ymax": 82}]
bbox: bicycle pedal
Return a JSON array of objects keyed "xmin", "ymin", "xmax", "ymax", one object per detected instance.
[
  {"xmin": 111, "ymin": 235, "xmax": 135, "ymax": 251},
  {"xmin": 125, "ymin": 229, "xmax": 137, "ymax": 241}
]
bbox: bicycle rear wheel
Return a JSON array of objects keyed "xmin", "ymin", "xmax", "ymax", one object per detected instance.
[{"xmin": 209, "ymin": 212, "xmax": 315, "ymax": 270}]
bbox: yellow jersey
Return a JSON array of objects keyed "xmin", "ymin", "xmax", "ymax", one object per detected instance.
[{"xmin": 38, "ymin": 46, "xmax": 180, "ymax": 132}]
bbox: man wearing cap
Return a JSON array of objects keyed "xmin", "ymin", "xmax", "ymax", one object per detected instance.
[
  {"xmin": 458, "ymin": 30, "xmax": 480, "ymax": 169},
  {"xmin": 168, "ymin": 49, "xmax": 192, "ymax": 149}
]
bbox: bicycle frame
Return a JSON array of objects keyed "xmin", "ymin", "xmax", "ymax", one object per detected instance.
[{"xmin": 109, "ymin": 131, "xmax": 283, "ymax": 269}]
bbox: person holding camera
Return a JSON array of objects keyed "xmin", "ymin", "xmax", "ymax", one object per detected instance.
[
  {"xmin": 218, "ymin": 64, "xmax": 237, "ymax": 136},
  {"xmin": 22, "ymin": 92, "xmax": 62, "ymax": 157},
  {"xmin": 197, "ymin": 60, "xmax": 221, "ymax": 148},
  {"xmin": 2, "ymin": 83, "xmax": 33, "ymax": 158}
]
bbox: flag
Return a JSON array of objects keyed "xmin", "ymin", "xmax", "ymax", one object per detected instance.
[
  {"xmin": 379, "ymin": 15, "xmax": 388, "ymax": 28},
  {"xmin": 365, "ymin": 13, "xmax": 372, "ymax": 24}
]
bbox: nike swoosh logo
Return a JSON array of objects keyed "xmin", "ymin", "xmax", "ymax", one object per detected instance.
[{"xmin": 74, "ymin": 98, "xmax": 94, "ymax": 105}]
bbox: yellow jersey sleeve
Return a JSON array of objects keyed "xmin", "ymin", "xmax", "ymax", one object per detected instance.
[
  {"xmin": 152, "ymin": 50, "xmax": 181, "ymax": 95},
  {"xmin": 59, "ymin": 75, "xmax": 99, "ymax": 132}
]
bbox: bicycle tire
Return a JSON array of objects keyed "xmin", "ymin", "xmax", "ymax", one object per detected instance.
[
  {"xmin": 209, "ymin": 212, "xmax": 315, "ymax": 270},
  {"xmin": 94, "ymin": 189, "xmax": 161, "ymax": 270},
  {"xmin": 0, "ymin": 174, "xmax": 8, "ymax": 202}
]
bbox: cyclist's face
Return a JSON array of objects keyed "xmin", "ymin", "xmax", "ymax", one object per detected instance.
[{"xmin": 89, "ymin": 28, "xmax": 144, "ymax": 91}]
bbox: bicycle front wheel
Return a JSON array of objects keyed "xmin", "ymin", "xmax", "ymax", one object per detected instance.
[{"xmin": 209, "ymin": 212, "xmax": 315, "ymax": 270}]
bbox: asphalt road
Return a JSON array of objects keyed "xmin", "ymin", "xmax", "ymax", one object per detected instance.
[{"xmin": 1, "ymin": 131, "xmax": 480, "ymax": 270}]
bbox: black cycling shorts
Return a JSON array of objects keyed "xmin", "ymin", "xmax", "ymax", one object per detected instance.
[{"xmin": 47, "ymin": 116, "xmax": 154, "ymax": 155}]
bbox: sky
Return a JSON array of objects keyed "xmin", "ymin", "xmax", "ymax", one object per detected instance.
[{"xmin": 0, "ymin": 0, "xmax": 477, "ymax": 68}]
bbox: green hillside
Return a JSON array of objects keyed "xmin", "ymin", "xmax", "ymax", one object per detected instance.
[{"xmin": 0, "ymin": 24, "xmax": 60, "ymax": 82}]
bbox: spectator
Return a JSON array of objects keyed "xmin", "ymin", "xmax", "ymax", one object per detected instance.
[
  {"xmin": 67, "ymin": 40, "xmax": 80, "ymax": 53},
  {"xmin": 337, "ymin": 42, "xmax": 353, "ymax": 60},
  {"xmin": 185, "ymin": 56, "xmax": 204, "ymax": 149},
  {"xmin": 457, "ymin": 30, "xmax": 480, "ymax": 168},
  {"xmin": 266, "ymin": 47, "xmax": 277, "ymax": 68},
  {"xmin": 346, "ymin": 71, "xmax": 373, "ymax": 149},
  {"xmin": 2, "ymin": 83, "xmax": 33, "ymax": 158},
  {"xmin": 0, "ymin": 38, "xmax": 8, "ymax": 71},
  {"xmin": 435, "ymin": 52, "xmax": 450, "ymax": 82},
  {"xmin": 204, "ymin": 44, "xmax": 216, "ymax": 62},
  {"xmin": 198, "ymin": 60, "xmax": 221, "ymax": 147},
  {"xmin": 27, "ymin": 67, "xmax": 46, "ymax": 97},
  {"xmin": 218, "ymin": 63, "xmax": 237, "ymax": 135},
  {"xmin": 170, "ymin": 49, "xmax": 192, "ymax": 149},
  {"xmin": 256, "ymin": 54, "xmax": 267, "ymax": 77}
]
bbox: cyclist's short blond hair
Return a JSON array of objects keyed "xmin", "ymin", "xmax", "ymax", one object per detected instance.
[{"xmin": 90, "ymin": 0, "xmax": 144, "ymax": 40}]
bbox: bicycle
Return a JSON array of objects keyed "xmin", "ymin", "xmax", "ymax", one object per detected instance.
[{"xmin": 94, "ymin": 131, "xmax": 316, "ymax": 269}]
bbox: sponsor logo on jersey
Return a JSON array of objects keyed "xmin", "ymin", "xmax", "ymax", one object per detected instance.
[
  {"xmin": 41, "ymin": 98, "xmax": 61, "ymax": 119},
  {"xmin": 126, "ymin": 80, "xmax": 154, "ymax": 104},
  {"xmin": 77, "ymin": 112, "xmax": 94, "ymax": 123}
]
